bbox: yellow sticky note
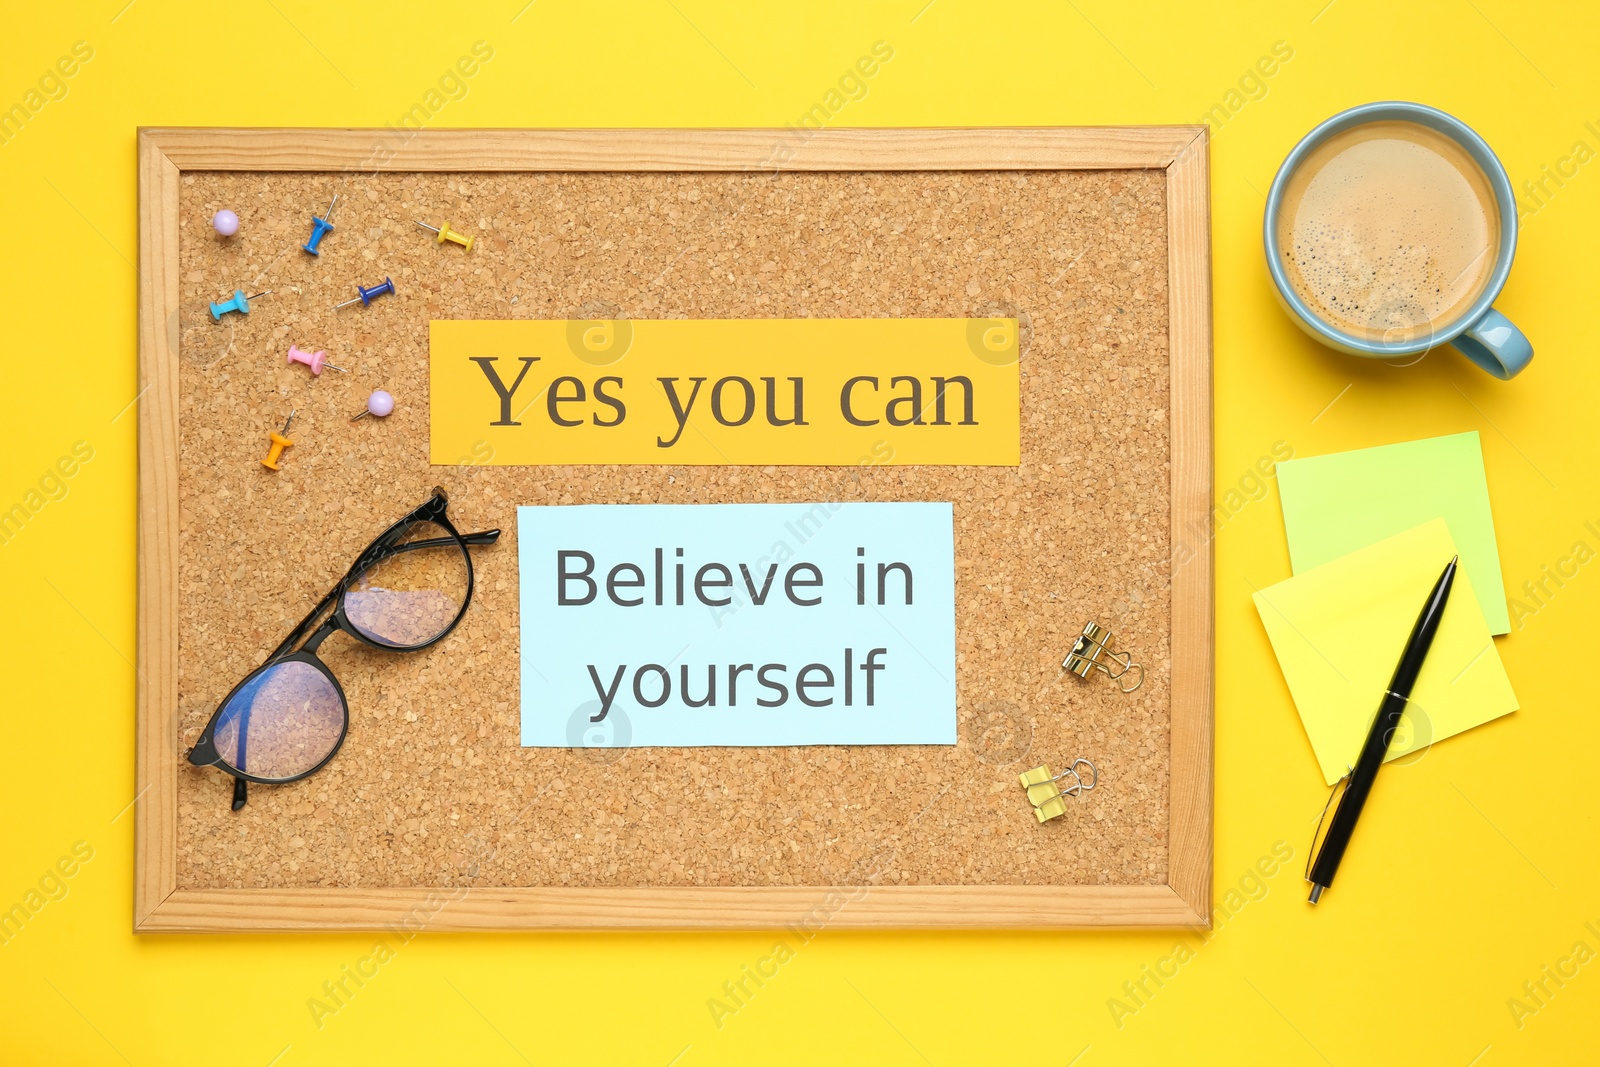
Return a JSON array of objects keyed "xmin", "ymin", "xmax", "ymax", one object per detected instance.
[
  {"xmin": 1253, "ymin": 519, "xmax": 1518, "ymax": 785},
  {"xmin": 429, "ymin": 318, "xmax": 1021, "ymax": 466}
]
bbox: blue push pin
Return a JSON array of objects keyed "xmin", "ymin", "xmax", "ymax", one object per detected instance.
[
  {"xmin": 302, "ymin": 194, "xmax": 338, "ymax": 255},
  {"xmin": 332, "ymin": 276, "xmax": 395, "ymax": 310},
  {"xmin": 209, "ymin": 288, "xmax": 271, "ymax": 322}
]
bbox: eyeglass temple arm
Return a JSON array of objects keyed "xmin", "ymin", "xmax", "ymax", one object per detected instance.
[
  {"xmin": 359, "ymin": 529, "xmax": 501, "ymax": 557},
  {"xmin": 265, "ymin": 529, "xmax": 501, "ymax": 662},
  {"xmin": 380, "ymin": 529, "xmax": 500, "ymax": 553}
]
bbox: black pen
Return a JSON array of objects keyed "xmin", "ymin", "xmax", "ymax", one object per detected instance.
[{"xmin": 1307, "ymin": 555, "xmax": 1458, "ymax": 904}]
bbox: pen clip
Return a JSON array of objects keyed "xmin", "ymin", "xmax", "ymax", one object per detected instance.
[{"xmin": 1305, "ymin": 768, "xmax": 1352, "ymax": 883}]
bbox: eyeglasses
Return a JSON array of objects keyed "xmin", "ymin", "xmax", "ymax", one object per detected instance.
[{"xmin": 187, "ymin": 488, "xmax": 500, "ymax": 810}]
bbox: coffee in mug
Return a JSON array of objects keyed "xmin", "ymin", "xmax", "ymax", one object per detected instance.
[{"xmin": 1274, "ymin": 119, "xmax": 1500, "ymax": 344}]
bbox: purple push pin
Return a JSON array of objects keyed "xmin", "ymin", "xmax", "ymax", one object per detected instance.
[
  {"xmin": 351, "ymin": 389, "xmax": 394, "ymax": 422},
  {"xmin": 212, "ymin": 209, "xmax": 239, "ymax": 237}
]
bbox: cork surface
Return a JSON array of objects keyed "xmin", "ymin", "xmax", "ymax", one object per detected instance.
[{"xmin": 173, "ymin": 168, "xmax": 1171, "ymax": 890}]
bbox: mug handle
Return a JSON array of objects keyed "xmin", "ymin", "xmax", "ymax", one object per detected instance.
[{"xmin": 1449, "ymin": 307, "xmax": 1533, "ymax": 380}]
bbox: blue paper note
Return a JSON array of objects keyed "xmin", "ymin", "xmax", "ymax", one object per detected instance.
[{"xmin": 518, "ymin": 502, "xmax": 957, "ymax": 748}]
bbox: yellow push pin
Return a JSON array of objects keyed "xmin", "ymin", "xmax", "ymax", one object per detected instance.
[
  {"xmin": 260, "ymin": 410, "xmax": 295, "ymax": 471},
  {"xmin": 414, "ymin": 219, "xmax": 474, "ymax": 251}
]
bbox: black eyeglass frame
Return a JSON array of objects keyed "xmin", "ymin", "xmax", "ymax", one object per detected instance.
[{"xmin": 186, "ymin": 488, "xmax": 500, "ymax": 810}]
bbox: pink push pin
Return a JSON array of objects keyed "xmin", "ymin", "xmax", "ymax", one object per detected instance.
[
  {"xmin": 286, "ymin": 344, "xmax": 346, "ymax": 376},
  {"xmin": 351, "ymin": 389, "xmax": 394, "ymax": 422}
]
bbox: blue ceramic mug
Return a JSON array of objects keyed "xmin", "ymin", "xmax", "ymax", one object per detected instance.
[{"xmin": 1264, "ymin": 101, "xmax": 1532, "ymax": 379}]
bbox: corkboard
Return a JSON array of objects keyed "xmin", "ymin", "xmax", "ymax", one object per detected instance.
[{"xmin": 136, "ymin": 128, "xmax": 1213, "ymax": 930}]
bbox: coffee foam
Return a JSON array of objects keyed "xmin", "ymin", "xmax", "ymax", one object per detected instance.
[{"xmin": 1277, "ymin": 121, "xmax": 1499, "ymax": 344}]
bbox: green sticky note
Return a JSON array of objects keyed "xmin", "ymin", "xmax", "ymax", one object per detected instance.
[
  {"xmin": 1254, "ymin": 519, "xmax": 1518, "ymax": 785},
  {"xmin": 1276, "ymin": 431, "xmax": 1509, "ymax": 634}
]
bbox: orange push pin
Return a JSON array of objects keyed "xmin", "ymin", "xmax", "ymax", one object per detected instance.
[
  {"xmin": 260, "ymin": 410, "xmax": 295, "ymax": 471},
  {"xmin": 414, "ymin": 219, "xmax": 473, "ymax": 251}
]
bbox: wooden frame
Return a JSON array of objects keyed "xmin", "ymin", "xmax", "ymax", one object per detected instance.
[{"xmin": 136, "ymin": 127, "xmax": 1212, "ymax": 931}]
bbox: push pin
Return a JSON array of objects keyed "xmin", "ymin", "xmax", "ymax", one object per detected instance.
[
  {"xmin": 1018, "ymin": 759, "xmax": 1097, "ymax": 823},
  {"xmin": 286, "ymin": 344, "xmax": 346, "ymax": 376},
  {"xmin": 209, "ymin": 289, "xmax": 271, "ymax": 322},
  {"xmin": 1063, "ymin": 621, "xmax": 1143, "ymax": 693},
  {"xmin": 332, "ymin": 276, "xmax": 395, "ymax": 310},
  {"xmin": 302, "ymin": 194, "xmax": 338, "ymax": 255},
  {"xmin": 414, "ymin": 219, "xmax": 474, "ymax": 251},
  {"xmin": 351, "ymin": 389, "xmax": 394, "ymax": 421},
  {"xmin": 260, "ymin": 411, "xmax": 295, "ymax": 471},
  {"xmin": 212, "ymin": 209, "xmax": 239, "ymax": 237}
]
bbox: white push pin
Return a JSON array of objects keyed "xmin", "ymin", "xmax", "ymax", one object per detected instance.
[{"xmin": 351, "ymin": 389, "xmax": 394, "ymax": 422}]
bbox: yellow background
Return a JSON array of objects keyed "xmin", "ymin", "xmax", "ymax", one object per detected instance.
[
  {"xmin": 430, "ymin": 318, "xmax": 1020, "ymax": 464},
  {"xmin": 2, "ymin": 1, "xmax": 1596, "ymax": 1063}
]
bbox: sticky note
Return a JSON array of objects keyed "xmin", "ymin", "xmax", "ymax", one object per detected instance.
[
  {"xmin": 431, "ymin": 318, "xmax": 1021, "ymax": 466},
  {"xmin": 1276, "ymin": 431, "xmax": 1509, "ymax": 634},
  {"xmin": 1254, "ymin": 519, "xmax": 1518, "ymax": 785},
  {"xmin": 518, "ymin": 502, "xmax": 957, "ymax": 747}
]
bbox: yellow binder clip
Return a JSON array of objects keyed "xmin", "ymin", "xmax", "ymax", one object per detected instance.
[{"xmin": 1018, "ymin": 758, "xmax": 1097, "ymax": 823}]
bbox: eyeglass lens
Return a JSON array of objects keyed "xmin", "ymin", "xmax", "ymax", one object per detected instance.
[
  {"xmin": 343, "ymin": 518, "xmax": 471, "ymax": 648},
  {"xmin": 211, "ymin": 659, "xmax": 345, "ymax": 781}
]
